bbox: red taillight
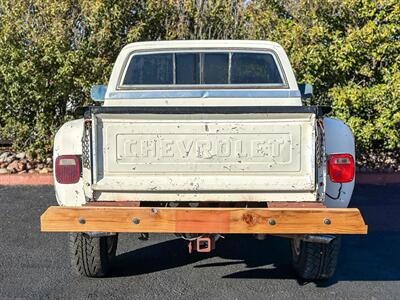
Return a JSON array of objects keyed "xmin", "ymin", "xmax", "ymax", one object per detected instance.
[
  {"xmin": 328, "ymin": 154, "xmax": 354, "ymax": 183},
  {"xmin": 55, "ymin": 155, "xmax": 80, "ymax": 184}
]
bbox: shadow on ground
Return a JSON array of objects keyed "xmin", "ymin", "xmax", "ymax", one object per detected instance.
[{"xmin": 110, "ymin": 184, "xmax": 400, "ymax": 284}]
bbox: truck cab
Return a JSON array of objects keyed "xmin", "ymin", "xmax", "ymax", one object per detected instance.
[{"xmin": 41, "ymin": 40, "xmax": 367, "ymax": 280}]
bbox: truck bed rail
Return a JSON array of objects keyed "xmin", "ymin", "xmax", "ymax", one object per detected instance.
[{"xmin": 81, "ymin": 105, "xmax": 332, "ymax": 118}]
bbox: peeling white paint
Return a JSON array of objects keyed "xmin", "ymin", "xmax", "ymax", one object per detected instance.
[{"xmin": 91, "ymin": 113, "xmax": 316, "ymax": 197}]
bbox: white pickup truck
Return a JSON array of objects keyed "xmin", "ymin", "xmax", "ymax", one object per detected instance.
[{"xmin": 41, "ymin": 40, "xmax": 367, "ymax": 281}]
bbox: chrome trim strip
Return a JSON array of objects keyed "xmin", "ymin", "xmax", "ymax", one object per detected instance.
[{"xmin": 108, "ymin": 90, "xmax": 301, "ymax": 99}]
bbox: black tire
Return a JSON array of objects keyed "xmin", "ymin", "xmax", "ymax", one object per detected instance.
[
  {"xmin": 291, "ymin": 236, "xmax": 341, "ymax": 281},
  {"xmin": 69, "ymin": 233, "xmax": 118, "ymax": 277}
]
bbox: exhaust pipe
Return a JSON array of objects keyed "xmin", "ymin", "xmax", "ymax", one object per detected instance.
[
  {"xmin": 83, "ymin": 232, "xmax": 117, "ymax": 238},
  {"xmin": 301, "ymin": 234, "xmax": 336, "ymax": 244},
  {"xmin": 271, "ymin": 234, "xmax": 337, "ymax": 244}
]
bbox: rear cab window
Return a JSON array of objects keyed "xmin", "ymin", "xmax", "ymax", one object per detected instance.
[{"xmin": 121, "ymin": 51, "xmax": 286, "ymax": 88}]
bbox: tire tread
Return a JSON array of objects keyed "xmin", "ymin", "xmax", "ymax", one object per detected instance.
[
  {"xmin": 291, "ymin": 236, "xmax": 341, "ymax": 281},
  {"xmin": 69, "ymin": 233, "xmax": 117, "ymax": 277}
]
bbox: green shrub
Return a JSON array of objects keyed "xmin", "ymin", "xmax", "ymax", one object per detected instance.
[
  {"xmin": 0, "ymin": 0, "xmax": 398, "ymax": 168},
  {"xmin": 244, "ymin": 0, "xmax": 400, "ymax": 168}
]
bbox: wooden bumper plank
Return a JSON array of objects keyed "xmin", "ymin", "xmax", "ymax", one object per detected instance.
[{"xmin": 40, "ymin": 206, "xmax": 368, "ymax": 234}]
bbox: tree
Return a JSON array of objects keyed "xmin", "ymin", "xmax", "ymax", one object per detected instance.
[
  {"xmin": 0, "ymin": 0, "xmax": 398, "ymax": 168},
  {"xmin": 243, "ymin": 0, "xmax": 400, "ymax": 168}
]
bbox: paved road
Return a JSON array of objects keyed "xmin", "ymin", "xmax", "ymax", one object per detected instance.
[{"xmin": 0, "ymin": 184, "xmax": 400, "ymax": 299}]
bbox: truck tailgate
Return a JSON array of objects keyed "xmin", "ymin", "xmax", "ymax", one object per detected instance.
[{"xmin": 89, "ymin": 108, "xmax": 317, "ymax": 197}]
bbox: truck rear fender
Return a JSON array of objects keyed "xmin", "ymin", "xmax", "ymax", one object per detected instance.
[
  {"xmin": 53, "ymin": 119, "xmax": 86, "ymax": 206},
  {"xmin": 323, "ymin": 117, "xmax": 355, "ymax": 208}
]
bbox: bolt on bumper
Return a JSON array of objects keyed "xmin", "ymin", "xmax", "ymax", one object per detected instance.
[{"xmin": 41, "ymin": 206, "xmax": 367, "ymax": 234}]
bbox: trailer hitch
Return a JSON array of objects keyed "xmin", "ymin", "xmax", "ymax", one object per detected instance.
[{"xmin": 188, "ymin": 236, "xmax": 216, "ymax": 253}]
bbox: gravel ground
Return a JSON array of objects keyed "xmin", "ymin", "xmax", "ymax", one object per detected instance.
[{"xmin": 0, "ymin": 184, "xmax": 399, "ymax": 299}]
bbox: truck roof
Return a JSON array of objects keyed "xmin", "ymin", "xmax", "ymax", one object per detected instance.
[
  {"xmin": 121, "ymin": 40, "xmax": 284, "ymax": 52},
  {"xmin": 104, "ymin": 40, "xmax": 301, "ymax": 106}
]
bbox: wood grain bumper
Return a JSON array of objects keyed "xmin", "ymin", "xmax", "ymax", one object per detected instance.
[{"xmin": 40, "ymin": 206, "xmax": 367, "ymax": 234}]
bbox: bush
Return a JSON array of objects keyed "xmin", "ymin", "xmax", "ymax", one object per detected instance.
[
  {"xmin": 0, "ymin": 0, "xmax": 398, "ymax": 168},
  {"xmin": 243, "ymin": 0, "xmax": 400, "ymax": 169},
  {"xmin": 331, "ymin": 78, "xmax": 400, "ymax": 169}
]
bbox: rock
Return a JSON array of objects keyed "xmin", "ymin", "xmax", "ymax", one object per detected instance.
[
  {"xmin": 18, "ymin": 170, "xmax": 27, "ymax": 175},
  {"xmin": 17, "ymin": 161, "xmax": 26, "ymax": 171},
  {"xmin": 5, "ymin": 154, "xmax": 16, "ymax": 164},
  {"xmin": 0, "ymin": 168, "xmax": 9, "ymax": 175},
  {"xmin": 39, "ymin": 167, "xmax": 49, "ymax": 174},
  {"xmin": 0, "ymin": 151, "xmax": 53, "ymax": 174},
  {"xmin": 0, "ymin": 152, "xmax": 10, "ymax": 161},
  {"xmin": 16, "ymin": 152, "xmax": 26, "ymax": 159},
  {"xmin": 6, "ymin": 160, "xmax": 19, "ymax": 172}
]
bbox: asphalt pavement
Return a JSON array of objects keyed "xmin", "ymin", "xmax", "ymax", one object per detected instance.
[{"xmin": 0, "ymin": 184, "xmax": 400, "ymax": 299}]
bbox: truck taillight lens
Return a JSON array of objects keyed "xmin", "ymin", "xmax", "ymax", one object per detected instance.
[
  {"xmin": 328, "ymin": 154, "xmax": 354, "ymax": 183},
  {"xmin": 55, "ymin": 155, "xmax": 80, "ymax": 184}
]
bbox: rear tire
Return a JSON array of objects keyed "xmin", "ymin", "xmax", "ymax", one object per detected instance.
[
  {"xmin": 291, "ymin": 236, "xmax": 341, "ymax": 281},
  {"xmin": 69, "ymin": 233, "xmax": 118, "ymax": 277}
]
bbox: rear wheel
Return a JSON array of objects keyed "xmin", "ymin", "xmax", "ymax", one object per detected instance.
[
  {"xmin": 69, "ymin": 233, "xmax": 118, "ymax": 277},
  {"xmin": 291, "ymin": 236, "xmax": 341, "ymax": 281}
]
